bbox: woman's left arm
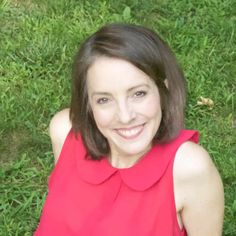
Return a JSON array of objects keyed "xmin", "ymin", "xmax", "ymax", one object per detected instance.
[{"xmin": 174, "ymin": 142, "xmax": 224, "ymax": 236}]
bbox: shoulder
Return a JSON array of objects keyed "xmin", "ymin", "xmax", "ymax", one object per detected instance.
[
  {"xmin": 174, "ymin": 141, "xmax": 224, "ymax": 235},
  {"xmin": 174, "ymin": 141, "xmax": 223, "ymax": 191},
  {"xmin": 49, "ymin": 108, "xmax": 71, "ymax": 140},
  {"xmin": 174, "ymin": 141, "xmax": 214, "ymax": 179},
  {"xmin": 49, "ymin": 108, "xmax": 72, "ymax": 163}
]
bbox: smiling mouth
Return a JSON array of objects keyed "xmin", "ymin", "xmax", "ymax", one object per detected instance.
[{"xmin": 115, "ymin": 124, "xmax": 145, "ymax": 139}]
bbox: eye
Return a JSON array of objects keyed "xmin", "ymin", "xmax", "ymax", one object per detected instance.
[
  {"xmin": 134, "ymin": 90, "xmax": 147, "ymax": 98},
  {"xmin": 96, "ymin": 97, "xmax": 109, "ymax": 104}
]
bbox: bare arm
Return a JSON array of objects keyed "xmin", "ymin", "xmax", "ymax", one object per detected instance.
[
  {"xmin": 49, "ymin": 108, "xmax": 72, "ymax": 164},
  {"xmin": 174, "ymin": 142, "xmax": 224, "ymax": 236}
]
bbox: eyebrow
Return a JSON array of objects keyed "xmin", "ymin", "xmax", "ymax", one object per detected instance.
[
  {"xmin": 128, "ymin": 84, "xmax": 150, "ymax": 92},
  {"xmin": 91, "ymin": 84, "xmax": 150, "ymax": 97}
]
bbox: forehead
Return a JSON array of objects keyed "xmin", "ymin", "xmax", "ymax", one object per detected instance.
[{"xmin": 87, "ymin": 57, "xmax": 155, "ymax": 93}]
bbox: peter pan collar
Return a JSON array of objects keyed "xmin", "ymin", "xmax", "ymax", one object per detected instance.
[{"xmin": 75, "ymin": 130, "xmax": 199, "ymax": 191}]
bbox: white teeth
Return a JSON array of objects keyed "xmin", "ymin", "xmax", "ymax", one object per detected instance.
[{"xmin": 117, "ymin": 126, "xmax": 143, "ymax": 138}]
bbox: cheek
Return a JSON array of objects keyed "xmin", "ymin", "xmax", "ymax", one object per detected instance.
[
  {"xmin": 148, "ymin": 101, "xmax": 162, "ymax": 118},
  {"xmin": 140, "ymin": 95, "xmax": 162, "ymax": 119},
  {"xmin": 92, "ymin": 109, "xmax": 114, "ymax": 128}
]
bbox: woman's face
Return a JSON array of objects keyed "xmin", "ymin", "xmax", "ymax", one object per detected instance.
[{"xmin": 87, "ymin": 57, "xmax": 162, "ymax": 164}]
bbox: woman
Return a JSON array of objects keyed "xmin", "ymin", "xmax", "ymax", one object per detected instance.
[{"xmin": 35, "ymin": 23, "xmax": 224, "ymax": 235}]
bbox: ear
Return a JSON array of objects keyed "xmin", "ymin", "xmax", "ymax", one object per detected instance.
[{"xmin": 164, "ymin": 79, "xmax": 168, "ymax": 89}]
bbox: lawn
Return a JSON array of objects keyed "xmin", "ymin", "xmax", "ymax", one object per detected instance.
[{"xmin": 0, "ymin": 0, "xmax": 235, "ymax": 235}]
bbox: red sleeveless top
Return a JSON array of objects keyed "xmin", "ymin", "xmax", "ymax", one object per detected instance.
[{"xmin": 34, "ymin": 130, "xmax": 198, "ymax": 236}]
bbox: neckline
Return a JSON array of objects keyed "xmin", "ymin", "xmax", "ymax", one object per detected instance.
[{"xmin": 74, "ymin": 130, "xmax": 199, "ymax": 191}]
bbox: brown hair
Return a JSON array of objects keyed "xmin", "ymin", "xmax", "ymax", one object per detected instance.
[{"xmin": 70, "ymin": 23, "xmax": 186, "ymax": 160}]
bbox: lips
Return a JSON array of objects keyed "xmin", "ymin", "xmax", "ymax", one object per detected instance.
[{"xmin": 115, "ymin": 124, "xmax": 145, "ymax": 139}]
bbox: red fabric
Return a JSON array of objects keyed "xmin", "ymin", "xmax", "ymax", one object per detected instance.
[{"xmin": 34, "ymin": 130, "xmax": 199, "ymax": 236}]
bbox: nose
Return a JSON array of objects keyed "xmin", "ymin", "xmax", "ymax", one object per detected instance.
[{"xmin": 117, "ymin": 100, "xmax": 136, "ymax": 124}]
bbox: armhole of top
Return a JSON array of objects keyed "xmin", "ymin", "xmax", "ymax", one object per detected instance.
[{"xmin": 47, "ymin": 128, "xmax": 74, "ymax": 189}]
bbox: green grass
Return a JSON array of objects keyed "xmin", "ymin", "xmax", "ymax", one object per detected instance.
[{"xmin": 0, "ymin": 0, "xmax": 235, "ymax": 235}]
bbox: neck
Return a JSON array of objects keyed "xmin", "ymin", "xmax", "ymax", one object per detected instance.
[{"xmin": 109, "ymin": 149, "xmax": 150, "ymax": 169}]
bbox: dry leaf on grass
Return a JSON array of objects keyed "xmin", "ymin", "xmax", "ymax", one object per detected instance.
[{"xmin": 197, "ymin": 96, "xmax": 214, "ymax": 109}]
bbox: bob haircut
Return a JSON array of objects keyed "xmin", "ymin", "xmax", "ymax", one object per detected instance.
[{"xmin": 70, "ymin": 23, "xmax": 186, "ymax": 160}]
